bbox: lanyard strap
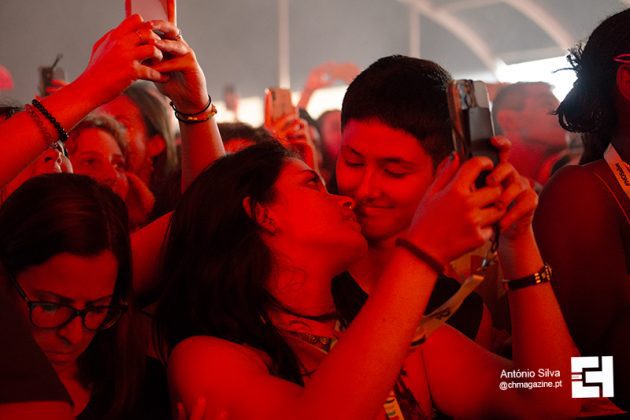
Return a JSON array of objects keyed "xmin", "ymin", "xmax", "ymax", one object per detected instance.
[
  {"xmin": 604, "ymin": 144, "xmax": 630, "ymax": 200},
  {"xmin": 282, "ymin": 321, "xmax": 412, "ymax": 419}
]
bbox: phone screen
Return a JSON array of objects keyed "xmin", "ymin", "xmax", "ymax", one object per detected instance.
[{"xmin": 126, "ymin": 0, "xmax": 176, "ymax": 24}]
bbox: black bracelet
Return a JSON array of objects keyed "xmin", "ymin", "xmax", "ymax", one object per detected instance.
[
  {"xmin": 24, "ymin": 105, "xmax": 56, "ymax": 147},
  {"xmin": 31, "ymin": 99, "xmax": 68, "ymax": 142},
  {"xmin": 170, "ymin": 95, "xmax": 212, "ymax": 117},
  {"xmin": 502, "ymin": 264, "xmax": 552, "ymax": 291},
  {"xmin": 395, "ymin": 238, "xmax": 445, "ymax": 274}
]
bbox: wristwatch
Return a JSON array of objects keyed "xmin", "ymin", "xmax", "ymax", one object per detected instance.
[{"xmin": 503, "ymin": 264, "xmax": 552, "ymax": 291}]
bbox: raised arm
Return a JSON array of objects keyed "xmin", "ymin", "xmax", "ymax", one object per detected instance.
[
  {"xmin": 149, "ymin": 20, "xmax": 225, "ymax": 190},
  {"xmin": 130, "ymin": 21, "xmax": 227, "ymax": 296},
  {"xmin": 0, "ymin": 15, "xmax": 165, "ymax": 187},
  {"xmin": 424, "ymin": 163, "xmax": 580, "ymax": 418}
]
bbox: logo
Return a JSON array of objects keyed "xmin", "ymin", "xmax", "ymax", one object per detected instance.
[{"xmin": 571, "ymin": 356, "xmax": 614, "ymax": 398}]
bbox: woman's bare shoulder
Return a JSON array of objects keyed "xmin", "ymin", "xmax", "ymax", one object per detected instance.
[{"xmin": 169, "ymin": 336, "xmax": 270, "ymax": 375}]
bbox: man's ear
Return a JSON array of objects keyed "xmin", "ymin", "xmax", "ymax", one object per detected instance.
[
  {"xmin": 146, "ymin": 134, "xmax": 166, "ymax": 158},
  {"xmin": 616, "ymin": 66, "xmax": 630, "ymax": 102},
  {"xmin": 242, "ymin": 196, "xmax": 277, "ymax": 234},
  {"xmin": 496, "ymin": 109, "xmax": 519, "ymax": 134}
]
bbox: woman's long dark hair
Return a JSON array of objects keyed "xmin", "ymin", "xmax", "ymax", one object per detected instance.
[
  {"xmin": 155, "ymin": 142, "xmax": 306, "ymax": 385},
  {"xmin": 556, "ymin": 9, "xmax": 630, "ymax": 163},
  {"xmin": 0, "ymin": 173, "xmax": 143, "ymax": 418}
]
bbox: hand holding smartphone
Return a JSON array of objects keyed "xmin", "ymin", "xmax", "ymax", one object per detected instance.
[
  {"xmin": 38, "ymin": 54, "xmax": 65, "ymax": 97},
  {"xmin": 447, "ymin": 80, "xmax": 500, "ymax": 188},
  {"xmin": 265, "ymin": 87, "xmax": 297, "ymax": 125}
]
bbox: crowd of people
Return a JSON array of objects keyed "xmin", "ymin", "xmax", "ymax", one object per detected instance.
[{"xmin": 0, "ymin": 7, "xmax": 628, "ymax": 420}]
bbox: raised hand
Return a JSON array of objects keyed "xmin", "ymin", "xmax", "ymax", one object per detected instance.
[
  {"xmin": 149, "ymin": 20, "xmax": 209, "ymax": 114},
  {"xmin": 78, "ymin": 14, "xmax": 166, "ymax": 104},
  {"xmin": 407, "ymin": 154, "xmax": 505, "ymax": 265},
  {"xmin": 264, "ymin": 111, "xmax": 318, "ymax": 170}
]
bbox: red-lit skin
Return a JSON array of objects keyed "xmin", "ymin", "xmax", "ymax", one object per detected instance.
[
  {"xmin": 337, "ymin": 119, "xmax": 436, "ymax": 245},
  {"xmin": 319, "ymin": 110, "xmax": 343, "ymax": 165},
  {"xmin": 2, "ymin": 146, "xmax": 71, "ymax": 200},
  {"xmin": 534, "ymin": 66, "xmax": 630, "ymax": 409},
  {"xmin": 68, "ymin": 127, "xmax": 129, "ymax": 200},
  {"xmin": 10, "ymin": 252, "xmax": 117, "ymax": 416},
  {"xmin": 97, "ymin": 95, "xmax": 157, "ymax": 185},
  {"xmin": 168, "ymin": 144, "xmax": 580, "ymax": 418},
  {"xmin": 260, "ymin": 159, "xmax": 366, "ymax": 314},
  {"xmin": 223, "ymin": 138, "xmax": 255, "ymax": 154},
  {"xmin": 495, "ymin": 83, "xmax": 568, "ymax": 185}
]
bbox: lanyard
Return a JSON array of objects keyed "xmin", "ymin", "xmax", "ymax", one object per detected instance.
[
  {"xmin": 411, "ymin": 236, "xmax": 498, "ymax": 347},
  {"xmin": 604, "ymin": 144, "xmax": 630, "ymax": 201},
  {"xmin": 282, "ymin": 321, "xmax": 411, "ymax": 419}
]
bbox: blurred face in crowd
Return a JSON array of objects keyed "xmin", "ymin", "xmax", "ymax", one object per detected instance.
[
  {"xmin": 263, "ymin": 158, "xmax": 366, "ymax": 267},
  {"xmin": 504, "ymin": 83, "xmax": 567, "ymax": 150},
  {"xmin": 336, "ymin": 119, "xmax": 436, "ymax": 242},
  {"xmin": 11, "ymin": 252, "xmax": 118, "ymax": 370},
  {"xmin": 98, "ymin": 95, "xmax": 152, "ymax": 182},
  {"xmin": 69, "ymin": 128, "xmax": 129, "ymax": 200},
  {"xmin": 3, "ymin": 143, "xmax": 72, "ymax": 199},
  {"xmin": 320, "ymin": 110, "xmax": 343, "ymax": 162}
]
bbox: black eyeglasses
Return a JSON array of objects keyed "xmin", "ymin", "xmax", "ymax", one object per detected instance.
[{"xmin": 9, "ymin": 274, "xmax": 127, "ymax": 331}]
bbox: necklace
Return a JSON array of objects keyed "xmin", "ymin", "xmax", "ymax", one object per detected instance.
[{"xmin": 282, "ymin": 329, "xmax": 335, "ymax": 353}]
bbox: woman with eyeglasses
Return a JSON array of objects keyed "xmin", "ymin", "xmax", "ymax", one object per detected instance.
[
  {"xmin": 0, "ymin": 173, "xmax": 140, "ymax": 419},
  {"xmin": 534, "ymin": 8, "xmax": 630, "ymax": 411}
]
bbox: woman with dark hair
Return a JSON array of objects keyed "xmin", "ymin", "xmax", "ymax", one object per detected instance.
[
  {"xmin": 156, "ymin": 141, "xmax": 579, "ymax": 419},
  {"xmin": 535, "ymin": 8, "xmax": 630, "ymax": 410},
  {"xmin": 0, "ymin": 173, "xmax": 141, "ymax": 418}
]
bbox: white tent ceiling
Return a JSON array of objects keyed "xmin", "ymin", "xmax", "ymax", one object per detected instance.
[{"xmin": 0, "ymin": 0, "xmax": 628, "ymax": 103}]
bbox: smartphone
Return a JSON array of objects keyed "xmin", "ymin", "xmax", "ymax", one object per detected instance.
[
  {"xmin": 447, "ymin": 80, "xmax": 499, "ymax": 188},
  {"xmin": 265, "ymin": 87, "xmax": 296, "ymax": 123},
  {"xmin": 38, "ymin": 55, "xmax": 65, "ymax": 97},
  {"xmin": 126, "ymin": 0, "xmax": 176, "ymax": 24}
]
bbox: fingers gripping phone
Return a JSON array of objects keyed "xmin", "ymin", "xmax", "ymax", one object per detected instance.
[
  {"xmin": 265, "ymin": 87, "xmax": 297, "ymax": 123},
  {"xmin": 126, "ymin": 0, "xmax": 176, "ymax": 24},
  {"xmin": 447, "ymin": 80, "xmax": 499, "ymax": 188},
  {"xmin": 38, "ymin": 54, "xmax": 65, "ymax": 97}
]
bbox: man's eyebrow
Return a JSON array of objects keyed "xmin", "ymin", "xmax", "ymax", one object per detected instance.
[{"xmin": 342, "ymin": 145, "xmax": 416, "ymax": 166}]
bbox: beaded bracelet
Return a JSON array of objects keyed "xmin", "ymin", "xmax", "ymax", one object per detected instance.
[
  {"xmin": 394, "ymin": 238, "xmax": 445, "ymax": 275},
  {"xmin": 31, "ymin": 99, "xmax": 68, "ymax": 142},
  {"xmin": 24, "ymin": 104, "xmax": 56, "ymax": 147}
]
